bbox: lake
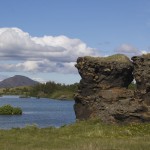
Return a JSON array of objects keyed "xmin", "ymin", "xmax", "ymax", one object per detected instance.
[{"xmin": 0, "ymin": 95, "xmax": 76, "ymax": 129}]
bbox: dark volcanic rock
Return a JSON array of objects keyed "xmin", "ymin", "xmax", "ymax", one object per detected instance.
[
  {"xmin": 76, "ymin": 55, "xmax": 133, "ymax": 91},
  {"xmin": 132, "ymin": 54, "xmax": 150, "ymax": 108},
  {"xmin": 74, "ymin": 54, "xmax": 150, "ymax": 124},
  {"xmin": 132, "ymin": 55, "xmax": 150, "ymax": 92}
]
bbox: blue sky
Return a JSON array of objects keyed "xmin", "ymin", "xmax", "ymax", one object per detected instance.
[{"xmin": 0, "ymin": 0, "xmax": 150, "ymax": 84}]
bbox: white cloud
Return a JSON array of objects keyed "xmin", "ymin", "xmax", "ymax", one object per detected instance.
[
  {"xmin": 115, "ymin": 43, "xmax": 150, "ymax": 57},
  {"xmin": 0, "ymin": 27, "xmax": 97, "ymax": 73},
  {"xmin": 0, "ymin": 60, "xmax": 78, "ymax": 74},
  {"xmin": 31, "ymin": 77, "xmax": 46, "ymax": 83},
  {"xmin": 16, "ymin": 61, "xmax": 40, "ymax": 72},
  {"xmin": 115, "ymin": 44, "xmax": 140, "ymax": 55},
  {"xmin": 141, "ymin": 50, "xmax": 148, "ymax": 54}
]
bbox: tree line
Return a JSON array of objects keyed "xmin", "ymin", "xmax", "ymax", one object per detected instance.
[
  {"xmin": 1, "ymin": 81, "xmax": 79, "ymax": 100},
  {"xmin": 29, "ymin": 81, "xmax": 78, "ymax": 99}
]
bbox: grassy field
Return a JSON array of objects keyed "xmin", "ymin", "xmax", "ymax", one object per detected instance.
[{"xmin": 0, "ymin": 119, "xmax": 150, "ymax": 150}]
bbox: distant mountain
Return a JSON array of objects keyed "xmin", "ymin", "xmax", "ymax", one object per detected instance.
[{"xmin": 0, "ymin": 75, "xmax": 39, "ymax": 88}]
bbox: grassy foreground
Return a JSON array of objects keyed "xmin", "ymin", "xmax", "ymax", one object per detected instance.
[{"xmin": 0, "ymin": 120, "xmax": 150, "ymax": 150}]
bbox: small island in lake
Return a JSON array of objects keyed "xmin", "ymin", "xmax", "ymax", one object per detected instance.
[{"xmin": 0, "ymin": 104, "xmax": 22, "ymax": 115}]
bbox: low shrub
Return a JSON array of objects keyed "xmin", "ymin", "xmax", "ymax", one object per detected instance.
[
  {"xmin": 12, "ymin": 107, "xmax": 22, "ymax": 115},
  {"xmin": 0, "ymin": 104, "xmax": 22, "ymax": 115}
]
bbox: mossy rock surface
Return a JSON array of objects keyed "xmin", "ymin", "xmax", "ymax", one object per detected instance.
[{"xmin": 84, "ymin": 54, "xmax": 131, "ymax": 63}]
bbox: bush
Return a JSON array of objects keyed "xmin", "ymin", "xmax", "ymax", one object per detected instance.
[
  {"xmin": 12, "ymin": 107, "xmax": 22, "ymax": 115},
  {"xmin": 0, "ymin": 104, "xmax": 22, "ymax": 115}
]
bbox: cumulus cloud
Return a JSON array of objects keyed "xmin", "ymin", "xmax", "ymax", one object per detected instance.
[
  {"xmin": 0, "ymin": 27, "xmax": 97, "ymax": 73},
  {"xmin": 115, "ymin": 44, "xmax": 140, "ymax": 56},
  {"xmin": 115, "ymin": 43, "xmax": 150, "ymax": 57},
  {"xmin": 141, "ymin": 50, "xmax": 148, "ymax": 54}
]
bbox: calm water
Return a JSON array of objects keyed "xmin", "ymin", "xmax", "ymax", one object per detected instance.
[{"xmin": 0, "ymin": 95, "xmax": 75, "ymax": 129}]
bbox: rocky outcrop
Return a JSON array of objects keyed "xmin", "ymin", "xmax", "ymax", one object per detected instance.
[
  {"xmin": 74, "ymin": 54, "xmax": 150, "ymax": 124},
  {"xmin": 132, "ymin": 55, "xmax": 150, "ymax": 106},
  {"xmin": 132, "ymin": 55, "xmax": 150, "ymax": 92}
]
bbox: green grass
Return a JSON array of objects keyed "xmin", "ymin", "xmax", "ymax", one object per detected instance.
[
  {"xmin": 49, "ymin": 90, "xmax": 74, "ymax": 100},
  {"xmin": 0, "ymin": 119, "xmax": 150, "ymax": 150},
  {"xmin": 85, "ymin": 54, "xmax": 131, "ymax": 63}
]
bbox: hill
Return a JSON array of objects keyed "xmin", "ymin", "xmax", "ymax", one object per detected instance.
[{"xmin": 0, "ymin": 75, "xmax": 38, "ymax": 88}]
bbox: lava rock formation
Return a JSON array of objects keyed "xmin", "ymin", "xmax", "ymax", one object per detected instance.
[{"xmin": 74, "ymin": 54, "xmax": 150, "ymax": 124}]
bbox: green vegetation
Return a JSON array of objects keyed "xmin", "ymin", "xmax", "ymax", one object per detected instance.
[
  {"xmin": 0, "ymin": 82, "xmax": 78, "ymax": 100},
  {"xmin": 0, "ymin": 86, "xmax": 33, "ymax": 96},
  {"xmin": 29, "ymin": 82, "xmax": 78, "ymax": 100},
  {"xmin": 0, "ymin": 104, "xmax": 22, "ymax": 115},
  {"xmin": 105, "ymin": 54, "xmax": 130, "ymax": 62},
  {"xmin": 85, "ymin": 54, "xmax": 131, "ymax": 63},
  {"xmin": 0, "ymin": 119, "xmax": 150, "ymax": 150},
  {"xmin": 128, "ymin": 82, "xmax": 137, "ymax": 90}
]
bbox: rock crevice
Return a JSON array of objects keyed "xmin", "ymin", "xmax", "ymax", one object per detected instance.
[{"xmin": 74, "ymin": 54, "xmax": 150, "ymax": 124}]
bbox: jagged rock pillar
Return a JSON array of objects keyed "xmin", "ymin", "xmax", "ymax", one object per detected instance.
[{"xmin": 74, "ymin": 54, "xmax": 134, "ymax": 123}]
